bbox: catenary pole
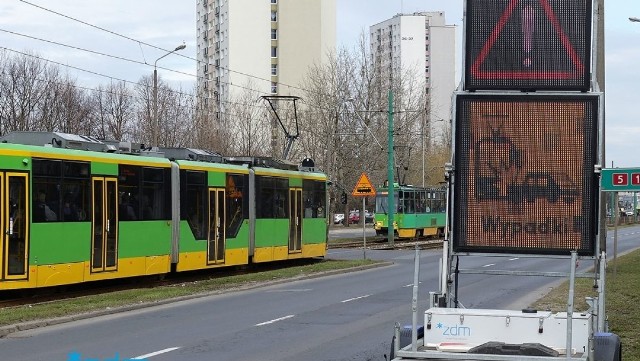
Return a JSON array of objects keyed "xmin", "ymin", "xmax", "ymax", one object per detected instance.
[{"xmin": 387, "ymin": 90, "xmax": 395, "ymax": 247}]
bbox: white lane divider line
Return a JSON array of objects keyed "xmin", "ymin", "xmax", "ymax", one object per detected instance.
[
  {"xmin": 404, "ymin": 282, "xmax": 422, "ymax": 288},
  {"xmin": 132, "ymin": 347, "xmax": 180, "ymax": 359},
  {"xmin": 266, "ymin": 289, "xmax": 312, "ymax": 293},
  {"xmin": 341, "ymin": 294, "xmax": 371, "ymax": 303},
  {"xmin": 509, "ymin": 258, "xmax": 519, "ymax": 261},
  {"xmin": 482, "ymin": 263, "xmax": 495, "ymax": 268},
  {"xmin": 255, "ymin": 314, "xmax": 295, "ymax": 326}
]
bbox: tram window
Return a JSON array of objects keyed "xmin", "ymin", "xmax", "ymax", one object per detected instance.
[
  {"xmin": 63, "ymin": 162, "xmax": 89, "ymax": 178},
  {"xmin": 33, "ymin": 159, "xmax": 62, "ymax": 177},
  {"xmin": 143, "ymin": 167, "xmax": 164, "ymax": 183},
  {"xmin": 416, "ymin": 191, "xmax": 425, "ymax": 213},
  {"xmin": 274, "ymin": 178, "xmax": 288, "ymax": 218},
  {"xmin": 119, "ymin": 165, "xmax": 170, "ymax": 221},
  {"xmin": 405, "ymin": 191, "xmax": 415, "ymax": 214},
  {"xmin": 302, "ymin": 180, "xmax": 326, "ymax": 218},
  {"xmin": 32, "ymin": 159, "xmax": 90, "ymax": 223},
  {"xmin": 181, "ymin": 170, "xmax": 207, "ymax": 239},
  {"xmin": 256, "ymin": 176, "xmax": 289, "ymax": 219},
  {"xmin": 186, "ymin": 170, "xmax": 206, "ymax": 185},
  {"xmin": 257, "ymin": 177, "xmax": 274, "ymax": 218},
  {"xmin": 375, "ymin": 194, "xmax": 387, "ymax": 214},
  {"xmin": 226, "ymin": 174, "xmax": 247, "ymax": 238}
]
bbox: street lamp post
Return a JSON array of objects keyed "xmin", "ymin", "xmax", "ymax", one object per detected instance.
[{"xmin": 153, "ymin": 44, "xmax": 186, "ymax": 146}]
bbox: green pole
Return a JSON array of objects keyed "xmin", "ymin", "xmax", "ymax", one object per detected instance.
[{"xmin": 387, "ymin": 90, "xmax": 395, "ymax": 247}]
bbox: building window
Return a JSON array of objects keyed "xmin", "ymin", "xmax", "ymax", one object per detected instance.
[
  {"xmin": 271, "ymin": 28, "xmax": 277, "ymax": 40},
  {"xmin": 271, "ymin": 46, "xmax": 277, "ymax": 58},
  {"xmin": 271, "ymin": 64, "xmax": 277, "ymax": 75},
  {"xmin": 271, "ymin": 11, "xmax": 277, "ymax": 21},
  {"xmin": 271, "ymin": 0, "xmax": 277, "ymax": 3},
  {"xmin": 271, "ymin": 82, "xmax": 277, "ymax": 93}
]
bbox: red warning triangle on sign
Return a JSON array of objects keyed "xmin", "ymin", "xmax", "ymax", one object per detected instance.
[
  {"xmin": 469, "ymin": 0, "xmax": 587, "ymax": 81},
  {"xmin": 352, "ymin": 172, "xmax": 376, "ymax": 197}
]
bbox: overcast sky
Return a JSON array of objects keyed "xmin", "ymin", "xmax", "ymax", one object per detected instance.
[{"xmin": 0, "ymin": 0, "xmax": 638, "ymax": 167}]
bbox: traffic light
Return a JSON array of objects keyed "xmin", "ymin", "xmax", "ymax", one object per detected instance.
[{"xmin": 340, "ymin": 192, "xmax": 347, "ymax": 204}]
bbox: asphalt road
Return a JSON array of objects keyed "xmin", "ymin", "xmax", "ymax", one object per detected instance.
[{"xmin": 2, "ymin": 226, "xmax": 639, "ymax": 361}]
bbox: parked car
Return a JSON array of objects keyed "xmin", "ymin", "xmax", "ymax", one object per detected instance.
[
  {"xmin": 348, "ymin": 211, "xmax": 360, "ymax": 224},
  {"xmin": 347, "ymin": 210, "xmax": 374, "ymax": 224},
  {"xmin": 333, "ymin": 213, "xmax": 345, "ymax": 224},
  {"xmin": 620, "ymin": 208, "xmax": 635, "ymax": 217}
]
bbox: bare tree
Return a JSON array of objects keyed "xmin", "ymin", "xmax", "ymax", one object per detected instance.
[
  {"xmin": 226, "ymin": 82, "xmax": 270, "ymax": 156},
  {"xmin": 45, "ymin": 76, "xmax": 93, "ymax": 135},
  {"xmin": 0, "ymin": 51, "xmax": 59, "ymax": 133},
  {"xmin": 91, "ymin": 81, "xmax": 136, "ymax": 141},
  {"xmin": 190, "ymin": 86, "xmax": 231, "ymax": 154},
  {"xmin": 133, "ymin": 75, "xmax": 156, "ymax": 145}
]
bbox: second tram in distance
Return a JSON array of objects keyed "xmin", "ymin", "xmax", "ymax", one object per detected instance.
[{"xmin": 373, "ymin": 183, "xmax": 446, "ymax": 239}]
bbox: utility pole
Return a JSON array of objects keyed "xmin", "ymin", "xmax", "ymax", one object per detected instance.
[{"xmin": 387, "ymin": 90, "xmax": 395, "ymax": 247}]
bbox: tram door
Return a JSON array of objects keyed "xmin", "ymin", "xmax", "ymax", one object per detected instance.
[
  {"xmin": 207, "ymin": 188, "xmax": 225, "ymax": 264},
  {"xmin": 1, "ymin": 173, "xmax": 29, "ymax": 279},
  {"xmin": 91, "ymin": 177, "xmax": 118, "ymax": 272},
  {"xmin": 288, "ymin": 188, "xmax": 302, "ymax": 253}
]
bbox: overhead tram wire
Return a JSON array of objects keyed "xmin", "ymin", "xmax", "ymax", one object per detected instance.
[
  {"xmin": 0, "ymin": 28, "xmax": 196, "ymax": 79},
  {"xmin": 16, "ymin": 0, "xmax": 313, "ymax": 97},
  {"xmin": 2, "ymin": 12, "xmax": 428, "ymax": 117},
  {"xmin": 1, "ymin": 45, "xmax": 424, "ymax": 120},
  {"xmin": 0, "ymin": 45, "xmax": 273, "ymax": 109},
  {"xmin": 0, "ymin": 47, "xmax": 300, "ymax": 123},
  {"xmin": 0, "ymin": 32, "xmax": 309, "ymax": 111},
  {"xmin": 0, "ymin": 47, "xmax": 194, "ymax": 101},
  {"xmin": 0, "ymin": 48, "xmax": 276, "ymax": 123},
  {"xmin": 18, "ymin": 0, "xmax": 192, "ymax": 62},
  {"xmin": 0, "ymin": 70, "xmax": 279, "ymax": 126},
  {"xmin": 9, "ymin": 3, "xmax": 427, "ymax": 116}
]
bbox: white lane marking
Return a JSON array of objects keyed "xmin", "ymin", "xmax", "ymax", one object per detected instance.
[
  {"xmin": 326, "ymin": 249, "xmax": 361, "ymax": 255},
  {"xmin": 404, "ymin": 282, "xmax": 422, "ymax": 287},
  {"xmin": 482, "ymin": 263, "xmax": 495, "ymax": 268},
  {"xmin": 132, "ymin": 347, "xmax": 180, "ymax": 359},
  {"xmin": 255, "ymin": 314, "xmax": 295, "ymax": 326},
  {"xmin": 266, "ymin": 289, "xmax": 312, "ymax": 293},
  {"xmin": 341, "ymin": 294, "xmax": 371, "ymax": 303},
  {"xmin": 509, "ymin": 258, "xmax": 519, "ymax": 261}
]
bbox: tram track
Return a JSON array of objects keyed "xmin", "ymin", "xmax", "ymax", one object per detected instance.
[{"xmin": 328, "ymin": 237, "xmax": 443, "ymax": 250}]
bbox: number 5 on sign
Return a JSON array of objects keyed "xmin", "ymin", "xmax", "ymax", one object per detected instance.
[{"xmin": 612, "ymin": 173, "xmax": 628, "ymax": 186}]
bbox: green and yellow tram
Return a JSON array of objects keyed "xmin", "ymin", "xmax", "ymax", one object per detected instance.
[
  {"xmin": 0, "ymin": 131, "xmax": 327, "ymax": 290},
  {"xmin": 374, "ymin": 184, "xmax": 446, "ymax": 239}
]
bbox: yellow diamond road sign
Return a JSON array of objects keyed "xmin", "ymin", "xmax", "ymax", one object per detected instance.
[{"xmin": 352, "ymin": 172, "xmax": 376, "ymax": 197}]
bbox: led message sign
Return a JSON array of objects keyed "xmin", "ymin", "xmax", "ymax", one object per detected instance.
[
  {"xmin": 465, "ymin": 0, "xmax": 592, "ymax": 91},
  {"xmin": 453, "ymin": 94, "xmax": 599, "ymax": 255}
]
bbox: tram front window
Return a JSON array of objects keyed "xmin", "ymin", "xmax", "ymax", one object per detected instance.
[{"xmin": 375, "ymin": 193, "xmax": 399, "ymax": 214}]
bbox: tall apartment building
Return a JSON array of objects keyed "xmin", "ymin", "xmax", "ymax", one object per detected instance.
[
  {"xmin": 370, "ymin": 12, "xmax": 456, "ymax": 144},
  {"xmin": 196, "ymin": 0, "xmax": 336, "ymax": 116}
]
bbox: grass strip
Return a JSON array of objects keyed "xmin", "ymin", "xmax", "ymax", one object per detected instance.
[{"xmin": 532, "ymin": 250, "xmax": 640, "ymax": 360}]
